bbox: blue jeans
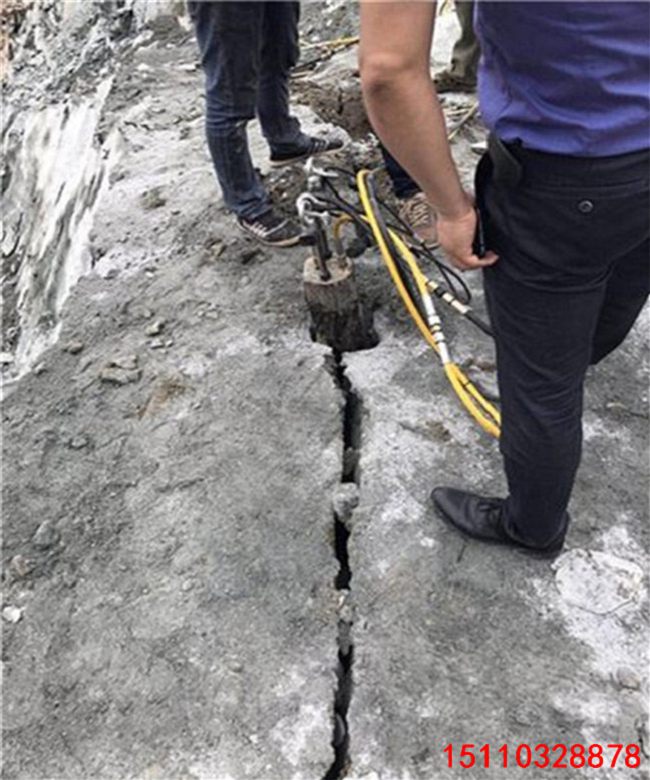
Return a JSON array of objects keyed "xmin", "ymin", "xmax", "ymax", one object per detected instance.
[
  {"xmin": 380, "ymin": 145, "xmax": 420, "ymax": 200},
  {"xmin": 188, "ymin": 1, "xmax": 308, "ymax": 219}
]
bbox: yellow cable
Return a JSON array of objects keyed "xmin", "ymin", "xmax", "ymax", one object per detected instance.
[
  {"xmin": 387, "ymin": 228, "xmax": 500, "ymax": 425},
  {"xmin": 356, "ymin": 169, "xmax": 501, "ymax": 438},
  {"xmin": 300, "ymin": 35, "xmax": 360, "ymax": 51}
]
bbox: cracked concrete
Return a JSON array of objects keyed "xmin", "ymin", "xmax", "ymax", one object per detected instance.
[
  {"xmin": 2, "ymin": 3, "xmax": 648, "ymax": 779},
  {"xmin": 343, "ymin": 306, "xmax": 648, "ymax": 779}
]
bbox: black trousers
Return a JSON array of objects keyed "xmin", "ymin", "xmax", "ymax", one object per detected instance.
[{"xmin": 477, "ymin": 140, "xmax": 649, "ymax": 547}]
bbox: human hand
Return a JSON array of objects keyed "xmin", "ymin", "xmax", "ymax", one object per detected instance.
[{"xmin": 436, "ymin": 196, "xmax": 499, "ymax": 271}]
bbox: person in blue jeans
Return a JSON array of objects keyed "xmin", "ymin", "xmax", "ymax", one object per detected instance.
[{"xmin": 188, "ymin": 1, "xmax": 343, "ymax": 247}]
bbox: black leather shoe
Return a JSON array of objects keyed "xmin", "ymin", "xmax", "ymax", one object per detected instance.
[{"xmin": 431, "ymin": 487, "xmax": 565, "ymax": 558}]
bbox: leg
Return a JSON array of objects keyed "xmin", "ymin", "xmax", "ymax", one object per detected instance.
[
  {"xmin": 479, "ymin": 150, "xmax": 649, "ymax": 546},
  {"xmin": 189, "ymin": 1, "xmax": 271, "ymax": 219},
  {"xmin": 591, "ymin": 238, "xmax": 650, "ymax": 364},
  {"xmin": 380, "ymin": 144, "xmax": 420, "ymax": 200},
  {"xmin": 484, "ymin": 265, "xmax": 603, "ymax": 546},
  {"xmin": 257, "ymin": 1, "xmax": 305, "ymax": 153},
  {"xmin": 449, "ymin": 0, "xmax": 480, "ymax": 84}
]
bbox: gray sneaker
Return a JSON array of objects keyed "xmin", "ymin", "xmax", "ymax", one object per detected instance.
[
  {"xmin": 398, "ymin": 192, "xmax": 439, "ymax": 249},
  {"xmin": 237, "ymin": 210, "xmax": 301, "ymax": 247}
]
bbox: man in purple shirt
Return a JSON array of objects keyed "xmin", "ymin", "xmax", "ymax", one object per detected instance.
[{"xmin": 359, "ymin": 2, "xmax": 649, "ymax": 556}]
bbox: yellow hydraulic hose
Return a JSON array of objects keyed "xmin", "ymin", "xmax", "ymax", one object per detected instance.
[
  {"xmin": 356, "ymin": 169, "xmax": 501, "ymax": 438},
  {"xmin": 301, "ymin": 35, "xmax": 360, "ymax": 51},
  {"xmin": 385, "ymin": 226, "xmax": 501, "ymax": 424}
]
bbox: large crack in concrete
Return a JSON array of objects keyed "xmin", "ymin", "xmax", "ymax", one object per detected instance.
[{"xmin": 323, "ymin": 350, "xmax": 364, "ymax": 779}]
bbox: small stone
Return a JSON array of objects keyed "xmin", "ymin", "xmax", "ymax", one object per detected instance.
[
  {"xmin": 178, "ymin": 62, "xmax": 197, "ymax": 72},
  {"xmin": 210, "ymin": 241, "xmax": 224, "ymax": 258},
  {"xmin": 9, "ymin": 555, "xmax": 35, "ymax": 579},
  {"xmin": 0, "ymin": 351, "xmax": 14, "ymax": 364},
  {"xmin": 228, "ymin": 660, "xmax": 244, "ymax": 673},
  {"xmin": 333, "ymin": 483, "xmax": 360, "ymax": 524},
  {"xmin": 100, "ymin": 367, "xmax": 142, "ymax": 385},
  {"xmin": 148, "ymin": 337, "xmax": 166, "ymax": 350},
  {"xmin": 33, "ymin": 363, "xmax": 46, "ymax": 375},
  {"xmin": 100, "ymin": 354, "xmax": 141, "ymax": 384},
  {"xmin": 616, "ymin": 667, "xmax": 641, "ymax": 691},
  {"xmin": 606, "ymin": 401, "xmax": 628, "ymax": 412},
  {"xmin": 140, "ymin": 187, "xmax": 167, "ymax": 210},
  {"xmin": 113, "ymin": 354, "xmax": 138, "ymax": 370},
  {"xmin": 63, "ymin": 340, "xmax": 84, "ymax": 355},
  {"xmin": 68, "ymin": 434, "xmax": 89, "ymax": 450},
  {"xmin": 334, "ymin": 713, "xmax": 347, "ymax": 748},
  {"xmin": 342, "ymin": 447, "xmax": 359, "ymax": 481},
  {"xmin": 33, "ymin": 520, "xmax": 60, "ymax": 550},
  {"xmin": 181, "ymin": 580, "xmax": 193, "ymax": 592},
  {"xmin": 145, "ymin": 320, "xmax": 165, "ymax": 337},
  {"xmin": 2, "ymin": 606, "xmax": 23, "ymax": 624}
]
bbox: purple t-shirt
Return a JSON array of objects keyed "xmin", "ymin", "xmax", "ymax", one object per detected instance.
[{"xmin": 475, "ymin": 1, "xmax": 650, "ymax": 156}]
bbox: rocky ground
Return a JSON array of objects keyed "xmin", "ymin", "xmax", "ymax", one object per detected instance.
[{"xmin": 2, "ymin": 3, "xmax": 648, "ymax": 779}]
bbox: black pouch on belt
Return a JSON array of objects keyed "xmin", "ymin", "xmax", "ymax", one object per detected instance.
[{"xmin": 487, "ymin": 134, "xmax": 524, "ymax": 188}]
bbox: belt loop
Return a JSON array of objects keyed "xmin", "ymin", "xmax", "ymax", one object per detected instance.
[{"xmin": 488, "ymin": 134, "xmax": 524, "ymax": 188}]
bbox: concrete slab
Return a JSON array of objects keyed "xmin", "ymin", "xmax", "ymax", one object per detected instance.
[
  {"xmin": 2, "ymin": 18, "xmax": 348, "ymax": 780},
  {"xmin": 344, "ymin": 307, "xmax": 649, "ymax": 779}
]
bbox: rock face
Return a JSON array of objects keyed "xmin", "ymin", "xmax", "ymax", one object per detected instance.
[{"xmin": 2, "ymin": 3, "xmax": 649, "ymax": 779}]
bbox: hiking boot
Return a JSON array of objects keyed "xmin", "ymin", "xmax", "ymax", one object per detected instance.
[
  {"xmin": 270, "ymin": 134, "xmax": 345, "ymax": 167},
  {"xmin": 433, "ymin": 70, "xmax": 476, "ymax": 94},
  {"xmin": 398, "ymin": 192, "xmax": 439, "ymax": 248},
  {"xmin": 431, "ymin": 487, "xmax": 566, "ymax": 558},
  {"xmin": 237, "ymin": 209, "xmax": 301, "ymax": 247}
]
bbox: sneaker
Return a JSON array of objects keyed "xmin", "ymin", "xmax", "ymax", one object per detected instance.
[
  {"xmin": 237, "ymin": 209, "xmax": 301, "ymax": 247},
  {"xmin": 270, "ymin": 135, "xmax": 345, "ymax": 167},
  {"xmin": 398, "ymin": 192, "xmax": 439, "ymax": 249},
  {"xmin": 431, "ymin": 487, "xmax": 566, "ymax": 558},
  {"xmin": 433, "ymin": 70, "xmax": 476, "ymax": 94}
]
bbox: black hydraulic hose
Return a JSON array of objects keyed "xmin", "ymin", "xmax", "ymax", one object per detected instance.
[
  {"xmin": 317, "ymin": 171, "xmax": 493, "ymax": 336},
  {"xmin": 365, "ymin": 175, "xmax": 494, "ymax": 339},
  {"xmin": 364, "ymin": 171, "xmax": 428, "ymax": 323},
  {"xmin": 371, "ymin": 184, "xmax": 473, "ymax": 306}
]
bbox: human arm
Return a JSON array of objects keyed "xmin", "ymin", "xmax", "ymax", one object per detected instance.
[{"xmin": 359, "ymin": 1, "xmax": 497, "ymax": 270}]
